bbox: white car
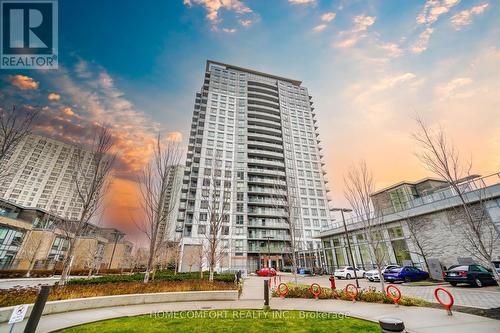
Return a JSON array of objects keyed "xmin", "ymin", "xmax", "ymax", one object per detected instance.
[
  {"xmin": 365, "ymin": 265, "xmax": 400, "ymax": 282},
  {"xmin": 334, "ymin": 266, "xmax": 365, "ymax": 279}
]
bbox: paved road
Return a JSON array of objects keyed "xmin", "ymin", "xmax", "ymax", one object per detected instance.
[{"xmin": 244, "ymin": 274, "xmax": 500, "ymax": 309}]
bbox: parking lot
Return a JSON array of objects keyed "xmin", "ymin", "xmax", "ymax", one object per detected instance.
[{"xmin": 243, "ymin": 274, "xmax": 500, "ymax": 309}]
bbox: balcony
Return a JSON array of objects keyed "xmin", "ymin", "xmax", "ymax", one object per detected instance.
[
  {"xmin": 247, "ymin": 140, "xmax": 283, "ymax": 152},
  {"xmin": 247, "ymin": 86, "xmax": 279, "ymax": 97},
  {"xmin": 247, "ymin": 109, "xmax": 281, "ymax": 122},
  {"xmin": 248, "ymin": 234, "xmax": 291, "ymax": 241},
  {"xmin": 247, "ymin": 132, "xmax": 282, "ymax": 144},
  {"xmin": 247, "ymin": 93, "xmax": 280, "ymax": 105},
  {"xmin": 248, "ymin": 99, "xmax": 280, "ymax": 110},
  {"xmin": 247, "ymin": 220, "xmax": 289, "ymax": 229},
  {"xmin": 248, "ymin": 197, "xmax": 287, "ymax": 206},
  {"xmin": 247, "ymin": 117, "xmax": 281, "ymax": 129},
  {"xmin": 248, "ymin": 177, "xmax": 287, "ymax": 186},
  {"xmin": 247, "ymin": 81, "xmax": 278, "ymax": 92},
  {"xmin": 247, "ymin": 167, "xmax": 286, "ymax": 177},
  {"xmin": 247, "ymin": 125, "xmax": 282, "ymax": 136},
  {"xmin": 247, "ymin": 149, "xmax": 284, "ymax": 159},
  {"xmin": 247, "ymin": 158, "xmax": 285, "ymax": 168},
  {"xmin": 248, "ymin": 187, "xmax": 287, "ymax": 196},
  {"xmin": 248, "ymin": 105, "xmax": 281, "ymax": 116}
]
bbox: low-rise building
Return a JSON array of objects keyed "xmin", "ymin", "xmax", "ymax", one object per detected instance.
[
  {"xmin": 320, "ymin": 173, "xmax": 500, "ymax": 274},
  {"xmin": 0, "ymin": 199, "xmax": 133, "ymax": 272}
]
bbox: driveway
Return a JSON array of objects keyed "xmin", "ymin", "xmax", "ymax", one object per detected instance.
[{"xmin": 244, "ymin": 274, "xmax": 500, "ymax": 309}]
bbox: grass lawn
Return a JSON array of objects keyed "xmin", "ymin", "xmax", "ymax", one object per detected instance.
[{"xmin": 57, "ymin": 310, "xmax": 379, "ymax": 333}]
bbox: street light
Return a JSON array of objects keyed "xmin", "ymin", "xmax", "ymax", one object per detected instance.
[
  {"xmin": 264, "ymin": 236, "xmax": 274, "ymax": 268},
  {"xmin": 330, "ymin": 207, "xmax": 360, "ymax": 288}
]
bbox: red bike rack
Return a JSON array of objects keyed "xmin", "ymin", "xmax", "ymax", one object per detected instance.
[
  {"xmin": 434, "ymin": 287, "xmax": 454, "ymax": 315},
  {"xmin": 274, "ymin": 275, "xmax": 277, "ymax": 285},
  {"xmin": 386, "ymin": 285, "xmax": 402, "ymax": 307},
  {"xmin": 345, "ymin": 284, "xmax": 358, "ymax": 302},
  {"xmin": 310, "ymin": 283, "xmax": 322, "ymax": 300},
  {"xmin": 278, "ymin": 283, "xmax": 289, "ymax": 298}
]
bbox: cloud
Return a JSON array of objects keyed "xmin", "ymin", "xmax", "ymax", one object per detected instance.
[
  {"xmin": 321, "ymin": 12, "xmax": 336, "ymax": 22},
  {"xmin": 435, "ymin": 77, "xmax": 474, "ymax": 100},
  {"xmin": 288, "ymin": 0, "xmax": 316, "ymax": 4},
  {"xmin": 62, "ymin": 107, "xmax": 75, "ymax": 116},
  {"xmin": 8, "ymin": 75, "xmax": 39, "ymax": 90},
  {"xmin": 372, "ymin": 72, "xmax": 417, "ymax": 92},
  {"xmin": 313, "ymin": 24, "xmax": 327, "ymax": 32},
  {"xmin": 48, "ymin": 92, "xmax": 61, "ymax": 101},
  {"xmin": 410, "ymin": 27, "xmax": 434, "ymax": 53},
  {"xmin": 184, "ymin": 0, "xmax": 254, "ymax": 31},
  {"xmin": 334, "ymin": 15, "xmax": 376, "ymax": 48},
  {"xmin": 450, "ymin": 3, "xmax": 489, "ymax": 30},
  {"xmin": 416, "ymin": 0, "xmax": 460, "ymax": 25},
  {"xmin": 239, "ymin": 19, "xmax": 252, "ymax": 27},
  {"xmin": 379, "ymin": 42, "xmax": 403, "ymax": 58},
  {"xmin": 15, "ymin": 62, "xmax": 161, "ymax": 179},
  {"xmin": 167, "ymin": 131, "xmax": 183, "ymax": 142},
  {"xmin": 222, "ymin": 27, "xmax": 237, "ymax": 33},
  {"xmin": 352, "ymin": 15, "xmax": 376, "ymax": 32}
]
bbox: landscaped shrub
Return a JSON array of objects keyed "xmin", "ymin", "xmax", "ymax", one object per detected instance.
[
  {"xmin": 271, "ymin": 284, "xmax": 429, "ymax": 307},
  {"xmin": 66, "ymin": 271, "xmax": 235, "ymax": 285},
  {"xmin": 0, "ymin": 280, "xmax": 236, "ymax": 308}
]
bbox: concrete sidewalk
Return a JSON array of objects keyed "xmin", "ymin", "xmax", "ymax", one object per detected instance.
[{"xmin": 0, "ymin": 299, "xmax": 498, "ymax": 333}]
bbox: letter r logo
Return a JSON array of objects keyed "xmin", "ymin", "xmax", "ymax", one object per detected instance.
[{"xmin": 1, "ymin": 1, "xmax": 54, "ymax": 54}]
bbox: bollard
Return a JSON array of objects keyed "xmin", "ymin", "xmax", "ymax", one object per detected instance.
[
  {"xmin": 24, "ymin": 285, "xmax": 51, "ymax": 333},
  {"xmin": 264, "ymin": 279, "xmax": 270, "ymax": 307},
  {"xmin": 379, "ymin": 318, "xmax": 405, "ymax": 333}
]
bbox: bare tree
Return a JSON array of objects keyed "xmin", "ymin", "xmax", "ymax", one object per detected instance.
[
  {"xmin": 16, "ymin": 231, "xmax": 43, "ymax": 277},
  {"xmin": 197, "ymin": 152, "xmax": 230, "ymax": 281},
  {"xmin": 344, "ymin": 160, "xmax": 387, "ymax": 291},
  {"xmin": 135, "ymin": 134, "xmax": 181, "ymax": 283},
  {"xmin": 0, "ymin": 105, "xmax": 39, "ymax": 179},
  {"xmin": 271, "ymin": 182, "xmax": 300, "ymax": 285},
  {"xmin": 183, "ymin": 244, "xmax": 201, "ymax": 273},
  {"xmin": 413, "ymin": 116, "xmax": 500, "ymax": 283},
  {"xmin": 59, "ymin": 126, "xmax": 115, "ymax": 285},
  {"xmin": 403, "ymin": 217, "xmax": 439, "ymax": 273}
]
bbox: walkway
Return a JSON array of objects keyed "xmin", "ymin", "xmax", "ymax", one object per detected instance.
[{"xmin": 1, "ymin": 299, "xmax": 498, "ymax": 333}]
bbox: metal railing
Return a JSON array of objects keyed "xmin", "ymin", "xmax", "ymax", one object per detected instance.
[{"xmin": 331, "ymin": 172, "xmax": 500, "ymax": 229}]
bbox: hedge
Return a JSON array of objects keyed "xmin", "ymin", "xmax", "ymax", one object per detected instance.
[
  {"xmin": 66, "ymin": 271, "xmax": 235, "ymax": 285},
  {"xmin": 271, "ymin": 284, "xmax": 430, "ymax": 307}
]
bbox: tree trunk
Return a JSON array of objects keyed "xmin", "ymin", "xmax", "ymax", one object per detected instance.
[
  {"xmin": 377, "ymin": 267, "xmax": 385, "ymax": 292},
  {"xmin": 209, "ymin": 267, "xmax": 214, "ymax": 282},
  {"xmin": 152, "ymin": 266, "xmax": 157, "ymax": 281},
  {"xmin": 59, "ymin": 240, "xmax": 76, "ymax": 286},
  {"xmin": 25, "ymin": 258, "xmax": 36, "ymax": 278}
]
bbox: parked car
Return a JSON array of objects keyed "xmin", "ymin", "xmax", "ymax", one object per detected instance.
[
  {"xmin": 365, "ymin": 265, "xmax": 400, "ymax": 282},
  {"xmin": 334, "ymin": 266, "xmax": 365, "ymax": 279},
  {"xmin": 383, "ymin": 266, "xmax": 429, "ymax": 283},
  {"xmin": 492, "ymin": 261, "xmax": 500, "ymax": 274},
  {"xmin": 443, "ymin": 264, "xmax": 497, "ymax": 287},
  {"xmin": 256, "ymin": 267, "xmax": 276, "ymax": 277}
]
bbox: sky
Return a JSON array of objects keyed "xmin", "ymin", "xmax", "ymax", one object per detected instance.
[{"xmin": 1, "ymin": 0, "xmax": 499, "ymax": 238}]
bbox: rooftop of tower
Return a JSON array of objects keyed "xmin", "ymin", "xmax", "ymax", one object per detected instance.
[{"xmin": 206, "ymin": 60, "xmax": 302, "ymax": 87}]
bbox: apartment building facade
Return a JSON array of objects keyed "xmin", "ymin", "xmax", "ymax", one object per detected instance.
[
  {"xmin": 320, "ymin": 173, "xmax": 500, "ymax": 274},
  {"xmin": 0, "ymin": 134, "xmax": 96, "ymax": 221},
  {"xmin": 178, "ymin": 61, "xmax": 333, "ymax": 273}
]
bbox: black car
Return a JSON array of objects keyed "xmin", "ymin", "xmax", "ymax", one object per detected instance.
[{"xmin": 443, "ymin": 264, "xmax": 497, "ymax": 287}]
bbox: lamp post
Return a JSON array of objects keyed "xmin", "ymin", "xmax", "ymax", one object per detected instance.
[
  {"xmin": 264, "ymin": 236, "xmax": 274, "ymax": 268},
  {"xmin": 330, "ymin": 207, "xmax": 359, "ymax": 288}
]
